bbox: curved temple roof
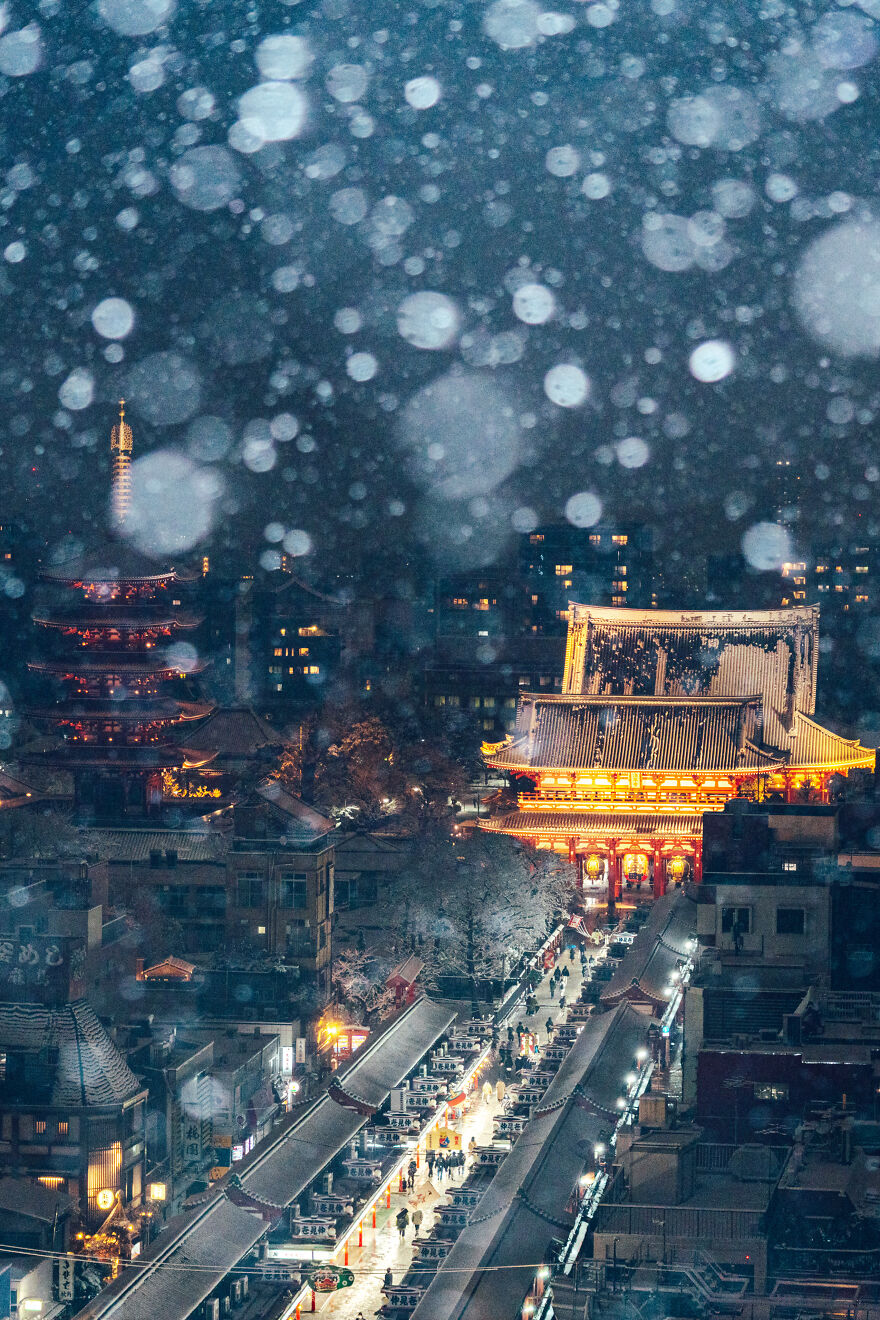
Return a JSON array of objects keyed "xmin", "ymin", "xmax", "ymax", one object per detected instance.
[
  {"xmin": 488, "ymin": 693, "xmax": 781, "ymax": 774},
  {"xmin": 563, "ymin": 602, "xmax": 819, "ymax": 754}
]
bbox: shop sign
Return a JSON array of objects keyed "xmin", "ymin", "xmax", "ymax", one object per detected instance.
[{"xmin": 306, "ymin": 1265, "xmax": 354, "ymax": 1293}]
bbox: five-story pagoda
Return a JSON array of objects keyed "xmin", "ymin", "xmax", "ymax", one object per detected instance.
[{"xmin": 28, "ymin": 404, "xmax": 214, "ymax": 821}]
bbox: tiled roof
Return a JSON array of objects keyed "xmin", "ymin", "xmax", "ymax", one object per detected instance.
[
  {"xmin": 490, "ymin": 694, "xmax": 779, "ymax": 773},
  {"xmin": 602, "ymin": 890, "xmax": 697, "ymax": 1010},
  {"xmin": 480, "ymin": 810, "xmax": 705, "ymax": 839},
  {"xmin": 563, "ymin": 604, "xmax": 819, "ymax": 752},
  {"xmin": 254, "ymin": 780, "xmax": 333, "ymax": 841},
  {"xmin": 411, "ymin": 1004, "xmax": 647, "ymax": 1320},
  {"xmin": 789, "ymin": 711, "xmax": 874, "ymax": 770},
  {"xmin": 86, "ymin": 829, "xmax": 227, "ymax": 863},
  {"xmin": 180, "ymin": 706, "xmax": 285, "ymax": 758},
  {"xmin": 0, "ymin": 1000, "xmax": 142, "ymax": 1107},
  {"xmin": 0, "ymin": 1176, "xmax": 73, "ymax": 1222},
  {"xmin": 74, "ymin": 996, "xmax": 456, "ymax": 1320}
]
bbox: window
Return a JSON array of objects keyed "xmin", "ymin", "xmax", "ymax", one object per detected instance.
[
  {"xmin": 237, "ymin": 875, "xmax": 265, "ymax": 908},
  {"xmin": 612, "ymin": 534, "xmax": 628, "ymax": 545},
  {"xmin": 555, "ymin": 564, "xmax": 573, "ymax": 575},
  {"xmin": 776, "ymin": 907, "xmax": 805, "ymax": 935},
  {"xmin": 589, "ymin": 534, "xmax": 601, "ymax": 545},
  {"xmin": 816, "ymin": 564, "xmax": 827, "ymax": 573},
  {"xmin": 754, "ymin": 1083, "xmax": 788, "ymax": 1102},
  {"xmin": 0, "ymin": 1051, "xmax": 5, "ymax": 1081},
  {"xmin": 856, "ymin": 594, "xmax": 869, "ymax": 602},
  {"xmin": 299, "ymin": 647, "xmax": 309, "ymax": 656},
  {"xmin": 721, "ymin": 906, "xmax": 751, "ymax": 933},
  {"xmin": 782, "ymin": 859, "xmax": 797, "ymax": 872},
  {"xmin": 273, "ymin": 647, "xmax": 282, "ymax": 656},
  {"xmin": 280, "ymin": 877, "xmax": 308, "ymax": 909},
  {"xmin": 35, "ymin": 1119, "xmax": 47, "ymax": 1135},
  {"xmin": 529, "ymin": 533, "xmax": 544, "ymax": 543},
  {"xmin": 307, "ymin": 665, "xmax": 320, "ymax": 675},
  {"xmin": 58, "ymin": 1120, "xmax": 69, "ymax": 1137},
  {"xmin": 855, "ymin": 565, "xmax": 869, "ymax": 573}
]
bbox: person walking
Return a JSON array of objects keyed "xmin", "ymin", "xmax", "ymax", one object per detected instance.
[
  {"xmin": 408, "ymin": 1157, "xmax": 417, "ymax": 1191},
  {"xmin": 396, "ymin": 1207, "xmax": 409, "ymax": 1238},
  {"xmin": 384, "ymin": 1267, "xmax": 394, "ymax": 1289},
  {"xmin": 562, "ymin": 964, "xmax": 570, "ymax": 981},
  {"xmin": 559, "ymin": 989, "xmax": 567, "ymax": 1012},
  {"xmin": 426, "ymin": 1149, "xmax": 435, "ymax": 1178},
  {"xmin": 545, "ymin": 1016, "xmax": 554, "ymax": 1037},
  {"xmin": 570, "ymin": 946, "xmax": 576, "ymax": 962},
  {"xmin": 412, "ymin": 1207, "xmax": 423, "ymax": 1235},
  {"xmin": 549, "ymin": 978, "xmax": 556, "ymax": 1000}
]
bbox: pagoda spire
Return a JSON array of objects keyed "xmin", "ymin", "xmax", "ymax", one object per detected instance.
[{"xmin": 110, "ymin": 399, "xmax": 133, "ymax": 526}]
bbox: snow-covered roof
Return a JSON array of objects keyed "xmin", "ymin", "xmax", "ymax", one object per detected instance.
[
  {"xmin": 0, "ymin": 999, "xmax": 143, "ymax": 1108},
  {"xmin": 73, "ymin": 995, "xmax": 456, "ymax": 1320},
  {"xmin": 601, "ymin": 890, "xmax": 696, "ymax": 1011}
]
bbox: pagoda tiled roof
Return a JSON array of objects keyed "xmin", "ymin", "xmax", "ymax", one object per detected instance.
[
  {"xmin": 42, "ymin": 541, "xmax": 177, "ymax": 583},
  {"xmin": 480, "ymin": 810, "xmax": 706, "ymax": 839},
  {"xmin": 33, "ymin": 609, "xmax": 200, "ymax": 630},
  {"xmin": 181, "ymin": 706, "xmax": 286, "ymax": 759},
  {"xmin": 488, "ymin": 694, "xmax": 781, "ymax": 774},
  {"xmin": 29, "ymin": 656, "xmax": 209, "ymax": 675},
  {"xmin": 563, "ymin": 603, "xmax": 819, "ymax": 753},
  {"xmin": 87, "ymin": 828, "xmax": 227, "ymax": 862},
  {"xmin": 0, "ymin": 998, "xmax": 143, "ymax": 1107}
]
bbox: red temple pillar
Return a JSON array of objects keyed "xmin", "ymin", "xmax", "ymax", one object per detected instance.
[
  {"xmin": 784, "ymin": 774, "xmax": 793, "ymax": 804},
  {"xmin": 568, "ymin": 837, "xmax": 577, "ymax": 864},
  {"xmin": 610, "ymin": 847, "xmax": 622, "ymax": 902},
  {"xmin": 694, "ymin": 841, "xmax": 703, "ymax": 883},
  {"xmin": 652, "ymin": 847, "xmax": 666, "ymax": 899}
]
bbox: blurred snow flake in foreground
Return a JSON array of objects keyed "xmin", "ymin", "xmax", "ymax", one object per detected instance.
[
  {"xmin": 543, "ymin": 363, "xmax": 590, "ymax": 407},
  {"xmin": 237, "ymin": 82, "xmax": 308, "ymax": 144},
  {"xmin": 564, "ymin": 491, "xmax": 603, "ymax": 528},
  {"xmin": 91, "ymin": 298, "xmax": 135, "ymax": 341},
  {"xmin": 124, "ymin": 351, "xmax": 202, "ymax": 425},
  {"xmin": 642, "ymin": 213, "xmax": 696, "ymax": 272},
  {"xmin": 58, "ymin": 369, "xmax": 94, "ymax": 412},
  {"xmin": 0, "ymin": 22, "xmax": 42, "ymax": 76},
  {"xmin": 404, "ymin": 76, "xmax": 442, "ymax": 109},
  {"xmin": 742, "ymin": 522, "xmax": 792, "ymax": 571},
  {"xmin": 396, "ymin": 292, "xmax": 460, "ymax": 349},
  {"xmin": 512, "ymin": 282, "xmax": 556, "ymax": 325},
  {"xmin": 97, "ymin": 0, "xmax": 175, "ymax": 36},
  {"xmin": 398, "ymin": 372, "xmax": 522, "ymax": 499},
  {"xmin": 792, "ymin": 219, "xmax": 880, "ymax": 356},
  {"xmin": 689, "ymin": 340, "xmax": 736, "ymax": 382},
  {"xmin": 483, "ymin": 0, "xmax": 542, "ymax": 49},
  {"xmin": 119, "ymin": 452, "xmax": 222, "ymax": 556},
  {"xmin": 255, "ymin": 34, "xmax": 313, "ymax": 80},
  {"xmin": 170, "ymin": 146, "xmax": 240, "ymax": 211}
]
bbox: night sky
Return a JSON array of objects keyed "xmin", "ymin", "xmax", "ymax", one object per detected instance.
[{"xmin": 2, "ymin": 0, "xmax": 880, "ymax": 586}]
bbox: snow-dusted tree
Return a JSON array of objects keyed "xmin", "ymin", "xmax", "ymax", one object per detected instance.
[
  {"xmin": 393, "ymin": 831, "xmax": 577, "ymax": 988},
  {"xmin": 332, "ymin": 945, "xmax": 398, "ymax": 1024}
]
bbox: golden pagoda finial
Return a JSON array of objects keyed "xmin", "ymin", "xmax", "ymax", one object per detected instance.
[{"xmin": 110, "ymin": 399, "xmax": 134, "ymax": 527}]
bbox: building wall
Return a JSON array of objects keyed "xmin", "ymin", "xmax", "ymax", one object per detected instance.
[{"xmin": 699, "ymin": 882, "xmax": 830, "ymax": 970}]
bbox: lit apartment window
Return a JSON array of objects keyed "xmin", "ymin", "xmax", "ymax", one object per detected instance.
[
  {"xmin": 451, "ymin": 597, "xmax": 468, "ymax": 607},
  {"xmin": 815, "ymin": 565, "xmax": 827, "ymax": 573},
  {"xmin": 58, "ymin": 1121, "xmax": 68, "ymax": 1137},
  {"xmin": 589, "ymin": 534, "xmax": 601, "ymax": 545},
  {"xmin": 793, "ymin": 577, "xmax": 805, "ymax": 585},
  {"xmin": 531, "ymin": 595, "xmax": 539, "ymax": 604},
  {"xmin": 855, "ymin": 566, "xmax": 869, "ymax": 573},
  {"xmin": 35, "ymin": 1120, "xmax": 47, "ymax": 1135},
  {"xmin": 793, "ymin": 592, "xmax": 806, "ymax": 600},
  {"xmin": 782, "ymin": 859, "xmax": 797, "ymax": 872},
  {"xmin": 555, "ymin": 564, "xmax": 573, "ymax": 576},
  {"xmin": 475, "ymin": 598, "xmax": 490, "ymax": 610},
  {"xmin": 563, "ymin": 579, "xmax": 572, "ymax": 589},
  {"xmin": 612, "ymin": 534, "xmax": 628, "ymax": 545},
  {"xmin": 856, "ymin": 594, "xmax": 869, "ymax": 602},
  {"xmin": 299, "ymin": 647, "xmax": 309, "ymax": 656},
  {"xmin": 273, "ymin": 647, "xmax": 282, "ymax": 656},
  {"xmin": 835, "ymin": 584, "xmax": 844, "ymax": 592},
  {"xmin": 530, "ymin": 533, "xmax": 544, "ymax": 543},
  {"xmin": 308, "ymin": 665, "xmax": 320, "ymax": 675},
  {"xmin": 618, "ymin": 565, "xmax": 627, "ymax": 575},
  {"xmin": 818, "ymin": 585, "xmax": 829, "ymax": 592},
  {"xmin": 835, "ymin": 565, "xmax": 843, "ymax": 572},
  {"xmin": 612, "ymin": 596, "xmax": 625, "ymax": 606},
  {"xmin": 556, "ymin": 609, "xmax": 570, "ymax": 620}
]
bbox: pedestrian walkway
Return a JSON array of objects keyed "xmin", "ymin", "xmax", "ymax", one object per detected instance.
[
  {"xmin": 315, "ymin": 935, "xmax": 595, "ymax": 1318},
  {"xmin": 315, "ymin": 1088, "xmax": 502, "ymax": 1317}
]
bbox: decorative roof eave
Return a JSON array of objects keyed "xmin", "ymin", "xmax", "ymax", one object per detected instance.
[
  {"xmin": 478, "ymin": 810, "xmax": 706, "ymax": 840},
  {"xmin": 181, "ymin": 749, "xmax": 220, "ymax": 769},
  {"xmin": 566, "ymin": 602, "xmax": 820, "ymax": 628},
  {"xmin": 32, "ymin": 613, "xmax": 200, "ymax": 631},
  {"xmin": 28, "ymin": 658, "xmax": 210, "ymax": 676}
]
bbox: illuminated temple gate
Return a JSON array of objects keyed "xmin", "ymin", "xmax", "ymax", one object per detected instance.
[{"xmin": 479, "ymin": 604, "xmax": 873, "ymax": 896}]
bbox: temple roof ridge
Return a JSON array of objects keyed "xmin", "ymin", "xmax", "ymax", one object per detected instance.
[{"xmin": 566, "ymin": 602, "xmax": 820, "ymax": 627}]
